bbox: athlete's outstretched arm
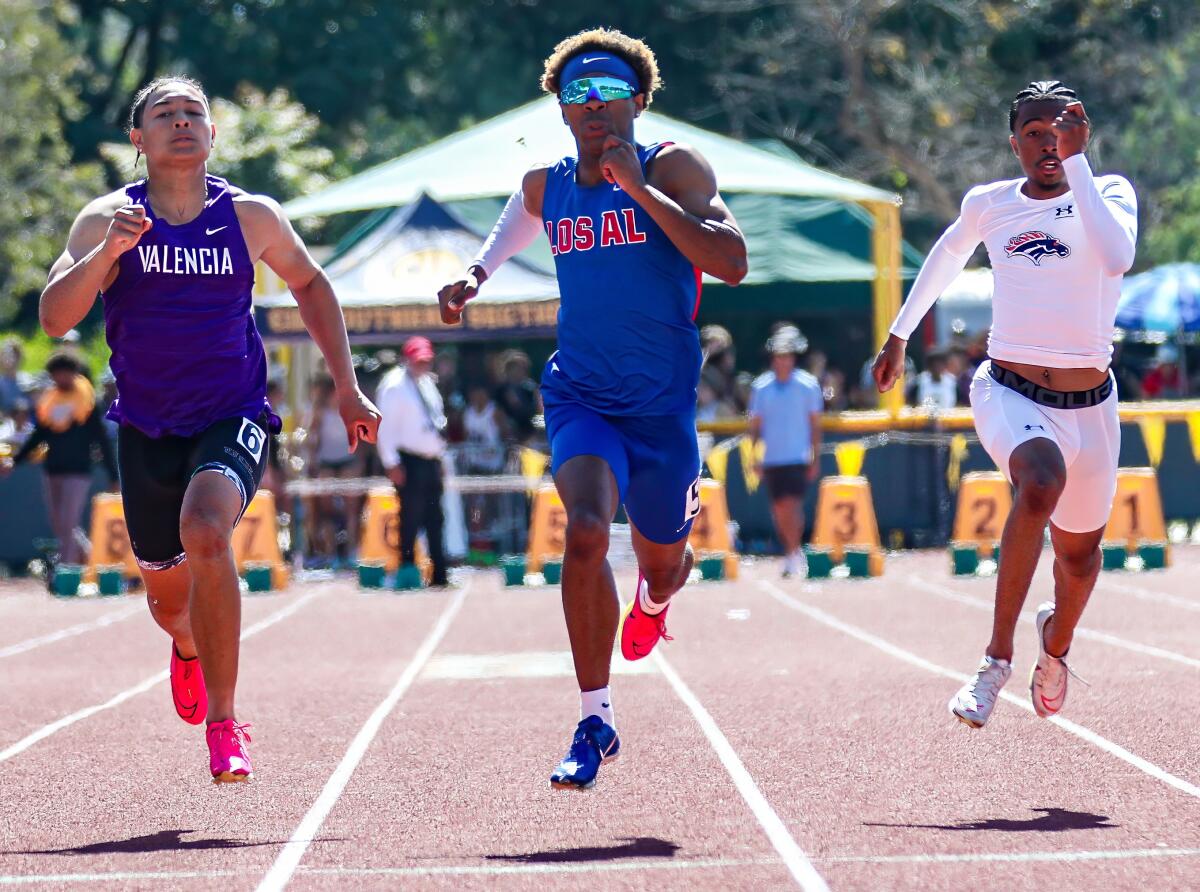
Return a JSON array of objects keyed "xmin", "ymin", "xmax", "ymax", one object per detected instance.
[
  {"xmin": 40, "ymin": 195, "xmax": 147, "ymax": 338},
  {"xmin": 243, "ymin": 196, "xmax": 380, "ymax": 450},
  {"xmin": 438, "ymin": 167, "xmax": 548, "ymax": 325},
  {"xmin": 601, "ymin": 139, "xmax": 747, "ymax": 285},
  {"xmin": 873, "ymin": 192, "xmax": 983, "ymax": 392}
]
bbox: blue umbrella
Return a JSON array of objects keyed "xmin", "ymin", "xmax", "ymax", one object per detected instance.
[{"xmin": 1116, "ymin": 263, "xmax": 1200, "ymax": 333}]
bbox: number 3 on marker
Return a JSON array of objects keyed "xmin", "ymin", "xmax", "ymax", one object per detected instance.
[{"xmin": 238, "ymin": 417, "xmax": 265, "ymax": 463}]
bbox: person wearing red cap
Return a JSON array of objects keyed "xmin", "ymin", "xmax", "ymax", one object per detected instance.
[{"xmin": 375, "ymin": 336, "xmax": 448, "ymax": 586}]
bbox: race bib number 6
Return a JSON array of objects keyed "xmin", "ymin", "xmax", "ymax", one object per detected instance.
[{"xmin": 237, "ymin": 417, "xmax": 266, "ymax": 464}]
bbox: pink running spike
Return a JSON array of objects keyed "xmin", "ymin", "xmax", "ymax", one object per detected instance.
[{"xmin": 207, "ymin": 719, "xmax": 253, "ymax": 784}]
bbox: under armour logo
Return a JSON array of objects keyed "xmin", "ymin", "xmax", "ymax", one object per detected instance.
[
  {"xmin": 1054, "ymin": 205, "xmax": 1074, "ymax": 218},
  {"xmin": 1024, "ymin": 424, "xmax": 1046, "ymax": 431}
]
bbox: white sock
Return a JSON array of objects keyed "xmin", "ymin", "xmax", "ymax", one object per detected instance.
[
  {"xmin": 638, "ymin": 578, "xmax": 668, "ymax": 616},
  {"xmin": 580, "ymin": 687, "xmax": 615, "ymax": 728}
]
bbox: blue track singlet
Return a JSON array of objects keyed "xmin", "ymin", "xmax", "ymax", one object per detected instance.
[{"xmin": 539, "ymin": 142, "xmax": 703, "ymax": 416}]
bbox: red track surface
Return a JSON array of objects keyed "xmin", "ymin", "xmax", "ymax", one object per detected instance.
[{"xmin": 3, "ymin": 549, "xmax": 1200, "ymax": 890}]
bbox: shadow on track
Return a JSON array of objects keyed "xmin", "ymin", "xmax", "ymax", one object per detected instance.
[
  {"xmin": 6, "ymin": 829, "xmax": 336, "ymax": 856},
  {"xmin": 864, "ymin": 808, "xmax": 1116, "ymax": 833},
  {"xmin": 486, "ymin": 836, "xmax": 681, "ymax": 863}
]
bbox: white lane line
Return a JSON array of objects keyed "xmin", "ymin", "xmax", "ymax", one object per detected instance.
[
  {"xmin": 760, "ymin": 580, "xmax": 1200, "ymax": 801},
  {"xmin": 0, "ymin": 872, "xmax": 239, "ymax": 886},
  {"xmin": 0, "ymin": 603, "xmax": 143, "ymax": 659},
  {"xmin": 299, "ymin": 857, "xmax": 780, "ymax": 878},
  {"xmin": 0, "ymin": 590, "xmax": 321, "ymax": 764},
  {"xmin": 906, "ymin": 575, "xmax": 1200, "ymax": 670},
  {"xmin": 256, "ymin": 581, "xmax": 471, "ymax": 892},
  {"xmin": 8, "ymin": 847, "xmax": 1200, "ymax": 884},
  {"xmin": 1098, "ymin": 578, "xmax": 1200, "ymax": 613},
  {"xmin": 819, "ymin": 847, "xmax": 1200, "ymax": 865},
  {"xmin": 651, "ymin": 641, "xmax": 829, "ymax": 891}
]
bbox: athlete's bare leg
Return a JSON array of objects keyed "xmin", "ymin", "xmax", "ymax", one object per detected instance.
[
  {"xmin": 1043, "ymin": 523, "xmax": 1104, "ymax": 657},
  {"xmin": 630, "ymin": 522, "xmax": 693, "ymax": 607},
  {"xmin": 769, "ymin": 495, "xmax": 804, "ymax": 557},
  {"xmin": 986, "ymin": 437, "xmax": 1066, "ymax": 662},
  {"xmin": 143, "ymin": 561, "xmax": 197, "ymax": 659},
  {"xmin": 178, "ymin": 470, "xmax": 243, "ymax": 724},
  {"xmin": 555, "ymin": 455, "xmax": 621, "ymax": 692}
]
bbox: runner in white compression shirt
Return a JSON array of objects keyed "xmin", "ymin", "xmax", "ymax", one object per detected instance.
[
  {"xmin": 889, "ymin": 157, "xmax": 1136, "ymax": 371},
  {"xmin": 873, "ymin": 81, "xmax": 1139, "ymax": 734}
]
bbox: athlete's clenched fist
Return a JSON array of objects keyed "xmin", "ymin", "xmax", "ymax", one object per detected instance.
[{"xmin": 102, "ymin": 204, "xmax": 153, "ymax": 259}]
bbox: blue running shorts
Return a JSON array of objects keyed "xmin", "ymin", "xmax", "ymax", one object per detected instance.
[{"xmin": 545, "ymin": 399, "xmax": 701, "ymax": 545}]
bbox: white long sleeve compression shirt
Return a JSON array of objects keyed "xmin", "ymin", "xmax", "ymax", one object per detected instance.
[{"xmin": 889, "ymin": 157, "xmax": 1137, "ymax": 370}]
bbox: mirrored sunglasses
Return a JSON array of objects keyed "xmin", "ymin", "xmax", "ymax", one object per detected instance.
[{"xmin": 559, "ymin": 77, "xmax": 636, "ymax": 105}]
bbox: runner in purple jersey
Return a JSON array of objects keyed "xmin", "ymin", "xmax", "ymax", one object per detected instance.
[{"xmin": 40, "ymin": 77, "xmax": 381, "ymax": 784}]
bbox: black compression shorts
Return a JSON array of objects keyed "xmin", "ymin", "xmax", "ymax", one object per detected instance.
[{"xmin": 117, "ymin": 414, "xmax": 270, "ymax": 569}]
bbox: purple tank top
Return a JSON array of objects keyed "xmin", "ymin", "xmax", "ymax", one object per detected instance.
[{"xmin": 102, "ymin": 175, "xmax": 269, "ymax": 438}]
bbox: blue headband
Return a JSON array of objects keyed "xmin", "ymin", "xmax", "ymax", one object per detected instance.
[{"xmin": 560, "ymin": 51, "xmax": 641, "ymax": 93}]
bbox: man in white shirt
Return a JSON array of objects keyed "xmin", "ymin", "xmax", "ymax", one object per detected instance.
[
  {"xmin": 873, "ymin": 81, "xmax": 1136, "ymax": 730},
  {"xmin": 376, "ymin": 336, "xmax": 449, "ymax": 586}
]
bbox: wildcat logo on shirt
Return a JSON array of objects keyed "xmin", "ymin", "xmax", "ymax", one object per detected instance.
[{"xmin": 1003, "ymin": 231, "xmax": 1071, "ymax": 266}]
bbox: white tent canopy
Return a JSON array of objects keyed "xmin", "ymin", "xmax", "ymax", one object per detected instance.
[{"xmin": 284, "ymin": 96, "xmax": 896, "ymax": 218}]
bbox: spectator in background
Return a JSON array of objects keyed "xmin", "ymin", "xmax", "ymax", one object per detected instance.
[
  {"xmin": 303, "ymin": 373, "xmax": 364, "ymax": 566},
  {"xmin": 0, "ymin": 397, "xmax": 34, "ymax": 447},
  {"xmin": 261, "ymin": 378, "xmax": 292, "ymax": 516},
  {"xmin": 806, "ymin": 349, "xmax": 849, "ymax": 412},
  {"xmin": 1, "ymin": 354, "xmax": 116, "ymax": 564},
  {"xmin": 700, "ymin": 324, "xmax": 746, "ymax": 415},
  {"xmin": 1142, "ymin": 343, "xmax": 1185, "ymax": 399},
  {"xmin": 461, "ymin": 384, "xmax": 508, "ymax": 473},
  {"xmin": 493, "ymin": 350, "xmax": 538, "ymax": 443},
  {"xmin": 749, "ymin": 326, "xmax": 824, "ymax": 578},
  {"xmin": 0, "ymin": 338, "xmax": 30, "ymax": 414},
  {"xmin": 376, "ymin": 336, "xmax": 449, "ymax": 586},
  {"xmin": 915, "ymin": 347, "xmax": 959, "ymax": 409}
]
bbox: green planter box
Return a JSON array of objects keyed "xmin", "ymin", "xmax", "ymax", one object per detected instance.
[
  {"xmin": 803, "ymin": 546, "xmax": 834, "ymax": 579},
  {"xmin": 357, "ymin": 562, "xmax": 386, "ymax": 589},
  {"xmin": 845, "ymin": 548, "xmax": 872, "ymax": 578},
  {"xmin": 698, "ymin": 554, "xmax": 725, "ymax": 581},
  {"xmin": 501, "ymin": 556, "xmax": 526, "ymax": 587},
  {"xmin": 542, "ymin": 560, "xmax": 562, "ymax": 585},
  {"xmin": 244, "ymin": 564, "xmax": 272, "ymax": 592},
  {"xmin": 950, "ymin": 543, "xmax": 979, "ymax": 576},
  {"xmin": 395, "ymin": 563, "xmax": 424, "ymax": 590},
  {"xmin": 1138, "ymin": 541, "xmax": 1168, "ymax": 570},
  {"xmin": 1101, "ymin": 543, "xmax": 1128, "ymax": 571},
  {"xmin": 97, "ymin": 566, "xmax": 125, "ymax": 596},
  {"xmin": 52, "ymin": 564, "xmax": 83, "ymax": 597}
]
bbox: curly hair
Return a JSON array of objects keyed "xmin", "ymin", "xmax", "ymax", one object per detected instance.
[{"xmin": 541, "ymin": 28, "xmax": 663, "ymax": 107}]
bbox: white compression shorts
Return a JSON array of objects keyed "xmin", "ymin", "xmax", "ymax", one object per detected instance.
[{"xmin": 969, "ymin": 361, "xmax": 1120, "ymax": 533}]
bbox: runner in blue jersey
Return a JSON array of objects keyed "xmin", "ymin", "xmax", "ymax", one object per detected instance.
[
  {"xmin": 439, "ymin": 28, "xmax": 747, "ymax": 790},
  {"xmin": 40, "ymin": 77, "xmax": 381, "ymax": 783}
]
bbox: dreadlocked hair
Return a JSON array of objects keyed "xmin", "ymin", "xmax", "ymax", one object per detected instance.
[
  {"xmin": 128, "ymin": 75, "xmax": 209, "ymax": 131},
  {"xmin": 1008, "ymin": 80, "xmax": 1078, "ymax": 132},
  {"xmin": 541, "ymin": 28, "xmax": 662, "ymax": 107}
]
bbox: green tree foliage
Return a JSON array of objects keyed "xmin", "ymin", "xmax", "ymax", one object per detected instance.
[
  {"xmin": 99, "ymin": 85, "xmax": 335, "ymax": 201},
  {"xmin": 0, "ymin": 0, "xmax": 105, "ymax": 322}
]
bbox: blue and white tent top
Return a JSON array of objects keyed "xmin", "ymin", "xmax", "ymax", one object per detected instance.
[
  {"xmin": 1116, "ymin": 263, "xmax": 1200, "ymax": 333},
  {"xmin": 256, "ymin": 193, "xmax": 560, "ymax": 341}
]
